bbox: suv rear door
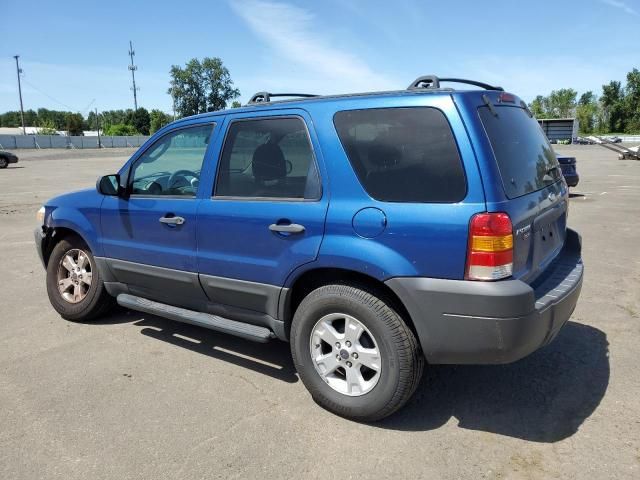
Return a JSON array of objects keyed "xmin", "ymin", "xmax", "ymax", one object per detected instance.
[
  {"xmin": 196, "ymin": 109, "xmax": 328, "ymax": 317},
  {"xmin": 459, "ymin": 93, "xmax": 569, "ymax": 283}
]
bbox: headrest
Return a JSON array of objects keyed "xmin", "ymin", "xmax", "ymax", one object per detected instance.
[{"xmin": 252, "ymin": 143, "xmax": 286, "ymax": 181}]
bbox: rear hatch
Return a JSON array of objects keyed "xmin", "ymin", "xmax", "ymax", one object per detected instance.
[{"xmin": 477, "ymin": 99, "xmax": 568, "ymax": 284}]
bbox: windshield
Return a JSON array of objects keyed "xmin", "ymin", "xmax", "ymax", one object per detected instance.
[{"xmin": 479, "ymin": 105, "xmax": 561, "ymax": 199}]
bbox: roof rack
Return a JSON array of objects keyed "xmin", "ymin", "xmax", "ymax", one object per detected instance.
[
  {"xmin": 407, "ymin": 75, "xmax": 504, "ymax": 92},
  {"xmin": 247, "ymin": 92, "xmax": 319, "ymax": 105}
]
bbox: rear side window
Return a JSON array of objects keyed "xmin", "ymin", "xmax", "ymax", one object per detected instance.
[
  {"xmin": 334, "ymin": 107, "xmax": 466, "ymax": 203},
  {"xmin": 479, "ymin": 106, "xmax": 561, "ymax": 199},
  {"xmin": 214, "ymin": 117, "xmax": 320, "ymax": 199}
]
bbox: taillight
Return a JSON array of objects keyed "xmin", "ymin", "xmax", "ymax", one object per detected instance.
[{"xmin": 466, "ymin": 212, "xmax": 513, "ymax": 281}]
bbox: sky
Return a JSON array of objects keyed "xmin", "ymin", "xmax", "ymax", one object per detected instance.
[{"xmin": 1, "ymin": 0, "xmax": 638, "ymax": 116}]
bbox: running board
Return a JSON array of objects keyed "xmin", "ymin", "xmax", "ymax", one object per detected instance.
[{"xmin": 117, "ymin": 294, "xmax": 273, "ymax": 343}]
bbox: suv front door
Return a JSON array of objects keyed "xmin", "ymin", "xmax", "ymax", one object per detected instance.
[
  {"xmin": 101, "ymin": 122, "xmax": 216, "ymax": 306},
  {"xmin": 197, "ymin": 111, "xmax": 328, "ymax": 319}
]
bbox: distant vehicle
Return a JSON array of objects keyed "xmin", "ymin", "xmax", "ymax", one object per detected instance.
[
  {"xmin": 574, "ymin": 136, "xmax": 594, "ymax": 145},
  {"xmin": 606, "ymin": 136, "xmax": 622, "ymax": 143},
  {"xmin": 0, "ymin": 150, "xmax": 18, "ymax": 169},
  {"xmin": 556, "ymin": 155, "xmax": 579, "ymax": 187},
  {"xmin": 34, "ymin": 75, "xmax": 583, "ymax": 421}
]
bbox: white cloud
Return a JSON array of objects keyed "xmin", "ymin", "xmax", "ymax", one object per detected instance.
[
  {"xmin": 229, "ymin": 0, "xmax": 398, "ymax": 95},
  {"xmin": 600, "ymin": 0, "xmax": 639, "ymax": 16}
]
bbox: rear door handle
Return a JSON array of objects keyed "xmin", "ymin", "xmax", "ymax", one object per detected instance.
[
  {"xmin": 159, "ymin": 215, "xmax": 185, "ymax": 225},
  {"xmin": 269, "ymin": 223, "xmax": 305, "ymax": 233}
]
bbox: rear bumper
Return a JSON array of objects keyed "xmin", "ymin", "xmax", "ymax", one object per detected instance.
[{"xmin": 386, "ymin": 229, "xmax": 583, "ymax": 364}]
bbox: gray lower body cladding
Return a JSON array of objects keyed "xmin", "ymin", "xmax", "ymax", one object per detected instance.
[
  {"xmin": 96, "ymin": 257, "xmax": 288, "ymax": 340},
  {"xmin": 386, "ymin": 229, "xmax": 583, "ymax": 364}
]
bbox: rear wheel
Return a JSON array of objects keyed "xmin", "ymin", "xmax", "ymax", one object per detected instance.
[
  {"xmin": 290, "ymin": 284, "xmax": 424, "ymax": 421},
  {"xmin": 46, "ymin": 236, "xmax": 114, "ymax": 321},
  {"xmin": 0, "ymin": 157, "xmax": 8, "ymax": 169}
]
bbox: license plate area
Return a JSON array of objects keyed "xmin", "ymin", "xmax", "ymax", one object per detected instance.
[{"xmin": 532, "ymin": 201, "xmax": 567, "ymax": 269}]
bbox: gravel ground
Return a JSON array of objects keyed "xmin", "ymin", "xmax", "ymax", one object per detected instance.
[{"xmin": 0, "ymin": 145, "xmax": 638, "ymax": 479}]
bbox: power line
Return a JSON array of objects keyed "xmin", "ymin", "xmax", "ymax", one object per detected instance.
[{"xmin": 20, "ymin": 77, "xmax": 79, "ymax": 112}]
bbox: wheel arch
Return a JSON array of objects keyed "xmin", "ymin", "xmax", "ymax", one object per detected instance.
[
  {"xmin": 281, "ymin": 267, "xmax": 418, "ymax": 341},
  {"xmin": 42, "ymin": 227, "xmax": 91, "ymax": 267}
]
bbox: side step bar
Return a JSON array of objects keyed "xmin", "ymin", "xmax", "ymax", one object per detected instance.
[{"xmin": 117, "ymin": 294, "xmax": 274, "ymax": 343}]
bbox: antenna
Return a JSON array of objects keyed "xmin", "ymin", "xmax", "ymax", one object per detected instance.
[{"xmin": 128, "ymin": 41, "xmax": 139, "ymax": 110}]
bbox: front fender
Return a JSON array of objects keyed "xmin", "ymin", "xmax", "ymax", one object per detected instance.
[{"xmin": 46, "ymin": 189, "xmax": 104, "ymax": 256}]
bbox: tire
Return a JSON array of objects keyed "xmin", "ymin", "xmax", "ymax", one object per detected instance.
[
  {"xmin": 290, "ymin": 284, "xmax": 424, "ymax": 421},
  {"xmin": 0, "ymin": 157, "xmax": 8, "ymax": 169},
  {"xmin": 46, "ymin": 236, "xmax": 115, "ymax": 321}
]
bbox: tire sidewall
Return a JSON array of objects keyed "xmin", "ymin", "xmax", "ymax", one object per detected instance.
[
  {"xmin": 291, "ymin": 286, "xmax": 404, "ymax": 419},
  {"xmin": 46, "ymin": 237, "xmax": 104, "ymax": 321}
]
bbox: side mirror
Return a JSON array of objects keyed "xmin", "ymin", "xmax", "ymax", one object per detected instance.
[{"xmin": 97, "ymin": 174, "xmax": 122, "ymax": 196}]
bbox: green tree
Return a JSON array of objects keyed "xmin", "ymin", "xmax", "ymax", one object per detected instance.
[
  {"xmin": 65, "ymin": 113, "xmax": 84, "ymax": 135},
  {"xmin": 168, "ymin": 57, "xmax": 240, "ymax": 117},
  {"xmin": 576, "ymin": 91, "xmax": 598, "ymax": 134},
  {"xmin": 149, "ymin": 109, "xmax": 172, "ymax": 134},
  {"xmin": 132, "ymin": 107, "xmax": 151, "ymax": 135},
  {"xmin": 624, "ymin": 68, "xmax": 640, "ymax": 133},
  {"xmin": 548, "ymin": 88, "xmax": 577, "ymax": 118},
  {"xmin": 37, "ymin": 118, "xmax": 58, "ymax": 135},
  {"xmin": 104, "ymin": 124, "xmax": 138, "ymax": 136},
  {"xmin": 529, "ymin": 95, "xmax": 548, "ymax": 117},
  {"xmin": 231, "ymin": 101, "xmax": 242, "ymax": 108},
  {"xmin": 86, "ymin": 110, "xmax": 102, "ymax": 131},
  {"xmin": 601, "ymin": 81, "xmax": 626, "ymax": 133},
  {"xmin": 100, "ymin": 109, "xmax": 133, "ymax": 131}
]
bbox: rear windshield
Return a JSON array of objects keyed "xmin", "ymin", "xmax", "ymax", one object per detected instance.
[
  {"xmin": 334, "ymin": 107, "xmax": 466, "ymax": 203},
  {"xmin": 479, "ymin": 106, "xmax": 561, "ymax": 199}
]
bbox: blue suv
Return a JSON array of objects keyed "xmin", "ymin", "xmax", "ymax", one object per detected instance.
[{"xmin": 35, "ymin": 76, "xmax": 584, "ymax": 421}]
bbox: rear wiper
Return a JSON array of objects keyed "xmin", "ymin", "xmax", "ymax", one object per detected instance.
[{"xmin": 482, "ymin": 94, "xmax": 498, "ymax": 117}]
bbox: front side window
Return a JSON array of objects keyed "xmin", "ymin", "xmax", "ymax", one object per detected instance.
[
  {"xmin": 214, "ymin": 117, "xmax": 320, "ymax": 199},
  {"xmin": 334, "ymin": 107, "xmax": 466, "ymax": 203},
  {"xmin": 130, "ymin": 124, "xmax": 214, "ymax": 197}
]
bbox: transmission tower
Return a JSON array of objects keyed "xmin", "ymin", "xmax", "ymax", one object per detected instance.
[{"xmin": 128, "ymin": 41, "xmax": 139, "ymax": 110}]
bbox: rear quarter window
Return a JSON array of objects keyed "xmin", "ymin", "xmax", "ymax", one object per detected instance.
[{"xmin": 333, "ymin": 107, "xmax": 466, "ymax": 203}]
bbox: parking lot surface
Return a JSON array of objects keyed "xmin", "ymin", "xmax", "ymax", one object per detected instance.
[{"xmin": 1, "ymin": 146, "xmax": 639, "ymax": 479}]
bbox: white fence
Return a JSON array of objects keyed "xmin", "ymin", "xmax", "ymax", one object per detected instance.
[{"xmin": 0, "ymin": 135, "xmax": 151, "ymax": 150}]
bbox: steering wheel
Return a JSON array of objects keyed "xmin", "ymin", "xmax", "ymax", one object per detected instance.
[{"xmin": 167, "ymin": 169, "xmax": 199, "ymax": 191}]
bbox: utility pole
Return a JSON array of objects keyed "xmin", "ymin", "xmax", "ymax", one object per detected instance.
[
  {"xmin": 96, "ymin": 108, "xmax": 101, "ymax": 148},
  {"xmin": 128, "ymin": 41, "xmax": 139, "ymax": 110},
  {"xmin": 13, "ymin": 55, "xmax": 26, "ymax": 135}
]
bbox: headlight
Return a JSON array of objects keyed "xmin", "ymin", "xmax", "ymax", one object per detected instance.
[{"xmin": 36, "ymin": 206, "xmax": 46, "ymax": 225}]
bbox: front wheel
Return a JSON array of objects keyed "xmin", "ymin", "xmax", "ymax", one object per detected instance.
[
  {"xmin": 46, "ymin": 236, "xmax": 114, "ymax": 321},
  {"xmin": 290, "ymin": 284, "xmax": 424, "ymax": 421},
  {"xmin": 0, "ymin": 157, "xmax": 8, "ymax": 169}
]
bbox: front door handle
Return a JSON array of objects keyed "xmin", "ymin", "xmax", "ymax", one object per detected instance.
[
  {"xmin": 159, "ymin": 215, "xmax": 185, "ymax": 225},
  {"xmin": 269, "ymin": 223, "xmax": 305, "ymax": 234}
]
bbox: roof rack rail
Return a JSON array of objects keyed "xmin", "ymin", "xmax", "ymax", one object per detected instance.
[
  {"xmin": 407, "ymin": 75, "xmax": 504, "ymax": 92},
  {"xmin": 247, "ymin": 92, "xmax": 319, "ymax": 105}
]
